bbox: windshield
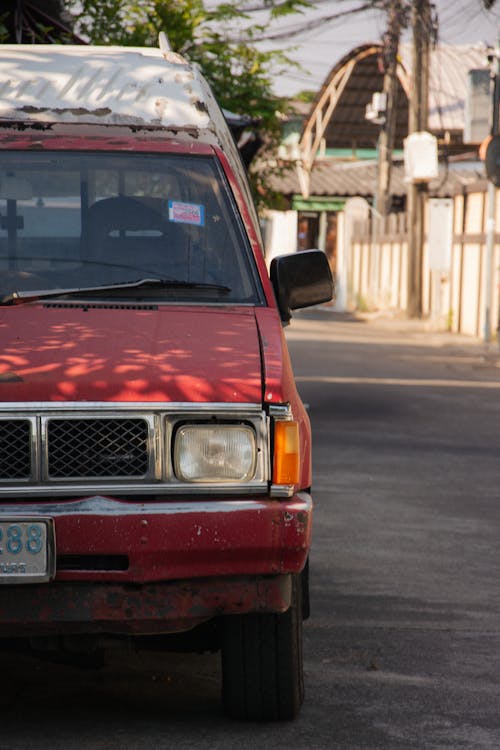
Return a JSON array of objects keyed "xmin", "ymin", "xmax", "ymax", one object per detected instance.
[{"xmin": 0, "ymin": 151, "xmax": 264, "ymax": 304}]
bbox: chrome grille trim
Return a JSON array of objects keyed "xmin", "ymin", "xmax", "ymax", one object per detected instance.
[
  {"xmin": 0, "ymin": 403, "xmax": 268, "ymax": 498},
  {"xmin": 0, "ymin": 402, "xmax": 264, "ymax": 413}
]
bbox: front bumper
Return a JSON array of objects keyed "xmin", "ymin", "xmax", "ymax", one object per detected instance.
[
  {"xmin": 0, "ymin": 492, "xmax": 312, "ymax": 582},
  {"xmin": 0, "ymin": 492, "xmax": 311, "ymax": 635}
]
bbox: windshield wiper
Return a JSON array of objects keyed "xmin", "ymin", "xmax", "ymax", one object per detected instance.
[{"xmin": 0, "ymin": 278, "xmax": 231, "ymax": 305}]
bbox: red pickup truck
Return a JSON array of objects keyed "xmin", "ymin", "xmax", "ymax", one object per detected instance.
[{"xmin": 0, "ymin": 43, "xmax": 333, "ymax": 720}]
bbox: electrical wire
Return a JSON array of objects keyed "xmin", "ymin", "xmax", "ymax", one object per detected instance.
[
  {"xmin": 236, "ymin": 0, "xmax": 342, "ymax": 12},
  {"xmin": 438, "ymin": 0, "xmax": 500, "ymax": 42},
  {"xmin": 219, "ymin": 3, "xmax": 377, "ymax": 44}
]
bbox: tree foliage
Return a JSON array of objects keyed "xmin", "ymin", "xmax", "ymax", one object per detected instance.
[
  {"xmin": 70, "ymin": 1, "xmax": 283, "ymax": 123},
  {"xmin": 0, "ymin": 0, "xmax": 81, "ymax": 44}
]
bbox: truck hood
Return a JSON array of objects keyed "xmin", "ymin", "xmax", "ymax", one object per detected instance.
[{"xmin": 0, "ymin": 305, "xmax": 263, "ymax": 403}]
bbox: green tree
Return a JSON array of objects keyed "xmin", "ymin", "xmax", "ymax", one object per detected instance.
[
  {"xmin": 66, "ymin": 0, "xmax": 310, "ymax": 206},
  {"xmin": 1, "ymin": 0, "xmax": 82, "ymax": 44}
]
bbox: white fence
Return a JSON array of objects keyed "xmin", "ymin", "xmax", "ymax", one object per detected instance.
[{"xmin": 343, "ymin": 186, "xmax": 500, "ymax": 339}]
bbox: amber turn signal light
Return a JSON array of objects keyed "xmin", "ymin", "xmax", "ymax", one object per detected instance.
[{"xmin": 273, "ymin": 420, "xmax": 300, "ymax": 485}]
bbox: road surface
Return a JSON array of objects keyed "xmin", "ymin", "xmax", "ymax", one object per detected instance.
[{"xmin": 2, "ymin": 310, "xmax": 500, "ymax": 749}]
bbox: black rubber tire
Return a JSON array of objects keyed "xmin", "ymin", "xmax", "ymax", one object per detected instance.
[
  {"xmin": 221, "ymin": 575, "xmax": 304, "ymax": 721},
  {"xmin": 301, "ymin": 557, "xmax": 311, "ymax": 620}
]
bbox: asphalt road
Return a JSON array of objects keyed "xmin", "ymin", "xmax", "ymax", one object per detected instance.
[{"xmin": 2, "ymin": 311, "xmax": 500, "ymax": 749}]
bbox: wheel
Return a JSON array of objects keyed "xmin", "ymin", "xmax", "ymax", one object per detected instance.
[
  {"xmin": 301, "ymin": 557, "xmax": 311, "ymax": 620},
  {"xmin": 221, "ymin": 574, "xmax": 304, "ymax": 721}
]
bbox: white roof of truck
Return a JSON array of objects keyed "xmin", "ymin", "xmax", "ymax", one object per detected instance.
[{"xmin": 0, "ymin": 44, "xmax": 229, "ymax": 146}]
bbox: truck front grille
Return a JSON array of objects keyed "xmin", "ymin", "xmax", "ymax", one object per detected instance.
[
  {"xmin": 47, "ymin": 418, "xmax": 149, "ymax": 478},
  {"xmin": 0, "ymin": 404, "xmax": 268, "ymax": 498},
  {"xmin": 0, "ymin": 420, "xmax": 31, "ymax": 479},
  {"xmin": 0, "ymin": 415, "xmax": 151, "ymax": 483}
]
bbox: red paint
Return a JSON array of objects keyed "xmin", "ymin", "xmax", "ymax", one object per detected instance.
[
  {"xmin": 0, "ymin": 132, "xmax": 216, "ymax": 155},
  {"xmin": 214, "ymin": 148, "xmax": 277, "ymax": 306},
  {"xmin": 0, "ymin": 306, "xmax": 262, "ymax": 403},
  {"xmin": 0, "ymin": 110, "xmax": 317, "ymax": 638},
  {"xmin": 255, "ymin": 308, "xmax": 313, "ymax": 488},
  {"xmin": 10, "ymin": 494, "xmax": 311, "ymax": 584}
]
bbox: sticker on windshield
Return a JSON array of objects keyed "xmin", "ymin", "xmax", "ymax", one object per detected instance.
[{"xmin": 168, "ymin": 201, "xmax": 205, "ymax": 226}]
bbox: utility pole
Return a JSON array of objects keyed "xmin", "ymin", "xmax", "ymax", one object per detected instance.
[
  {"xmin": 484, "ymin": 39, "xmax": 500, "ymax": 342},
  {"xmin": 482, "ymin": 0, "xmax": 499, "ymax": 341},
  {"xmin": 407, "ymin": 0, "xmax": 431, "ymax": 318},
  {"xmin": 375, "ymin": 0, "xmax": 405, "ymax": 218}
]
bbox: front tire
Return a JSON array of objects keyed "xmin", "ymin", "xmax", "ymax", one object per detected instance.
[{"xmin": 221, "ymin": 575, "xmax": 304, "ymax": 721}]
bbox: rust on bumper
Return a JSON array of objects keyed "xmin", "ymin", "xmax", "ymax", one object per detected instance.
[{"xmin": 0, "ymin": 574, "xmax": 292, "ymax": 637}]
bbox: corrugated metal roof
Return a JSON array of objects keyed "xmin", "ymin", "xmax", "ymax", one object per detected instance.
[
  {"xmin": 0, "ymin": 45, "xmax": 221, "ymax": 142},
  {"xmin": 269, "ymin": 159, "xmax": 485, "ymax": 199}
]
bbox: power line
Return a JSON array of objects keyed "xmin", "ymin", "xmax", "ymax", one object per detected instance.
[
  {"xmin": 237, "ymin": 0, "xmax": 341, "ymax": 11},
  {"xmin": 221, "ymin": 3, "xmax": 377, "ymax": 43}
]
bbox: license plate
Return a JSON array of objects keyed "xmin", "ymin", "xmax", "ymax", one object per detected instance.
[{"xmin": 0, "ymin": 518, "xmax": 55, "ymax": 584}]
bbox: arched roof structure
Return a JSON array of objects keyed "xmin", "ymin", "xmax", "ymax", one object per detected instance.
[
  {"xmin": 297, "ymin": 43, "xmax": 488, "ymax": 197},
  {"xmin": 299, "ymin": 45, "xmax": 406, "ymax": 168}
]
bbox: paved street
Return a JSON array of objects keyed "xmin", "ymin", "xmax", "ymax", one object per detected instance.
[
  {"xmin": 286, "ymin": 310, "xmax": 500, "ymax": 749},
  {"xmin": 2, "ymin": 310, "xmax": 500, "ymax": 749}
]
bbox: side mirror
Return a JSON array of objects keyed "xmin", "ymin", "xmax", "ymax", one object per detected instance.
[{"xmin": 270, "ymin": 249, "xmax": 334, "ymax": 324}]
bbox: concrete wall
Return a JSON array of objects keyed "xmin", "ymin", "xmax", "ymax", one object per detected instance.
[
  {"xmin": 263, "ymin": 210, "xmax": 298, "ymax": 265},
  {"xmin": 346, "ymin": 186, "xmax": 500, "ymax": 340}
]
